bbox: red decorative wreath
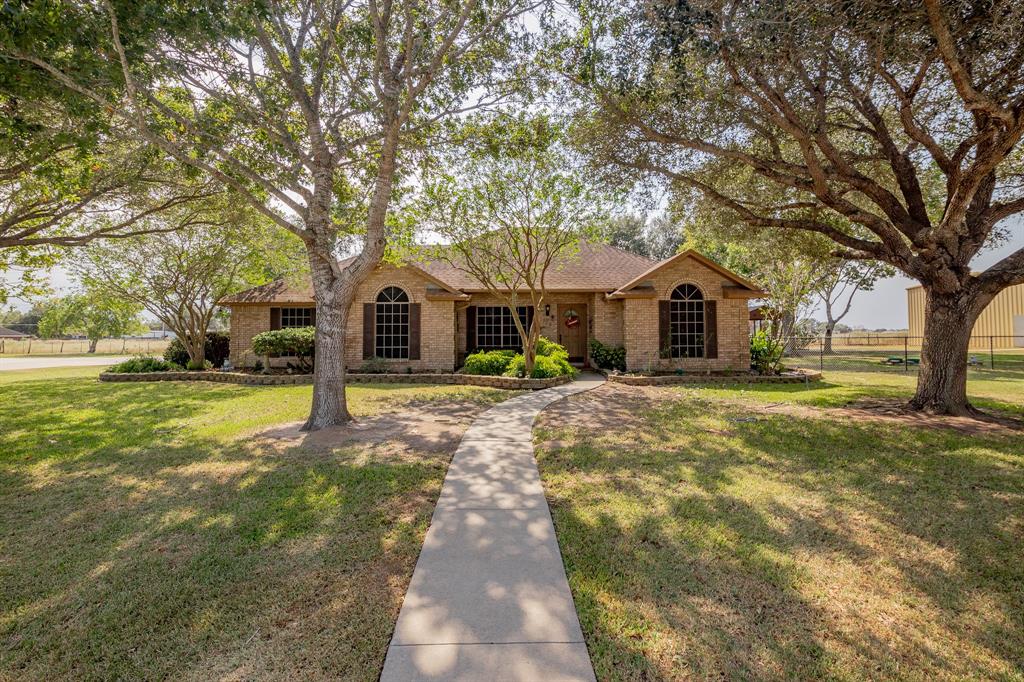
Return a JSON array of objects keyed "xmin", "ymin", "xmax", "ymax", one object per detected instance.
[{"xmin": 563, "ymin": 309, "xmax": 580, "ymax": 328}]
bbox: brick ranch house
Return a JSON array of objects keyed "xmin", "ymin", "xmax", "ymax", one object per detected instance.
[{"xmin": 221, "ymin": 242, "xmax": 765, "ymax": 372}]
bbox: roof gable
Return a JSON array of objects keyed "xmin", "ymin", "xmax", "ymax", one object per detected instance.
[{"xmin": 611, "ymin": 250, "xmax": 765, "ymax": 297}]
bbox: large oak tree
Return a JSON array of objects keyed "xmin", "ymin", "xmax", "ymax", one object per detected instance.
[
  {"xmin": 6, "ymin": 0, "xmax": 539, "ymax": 429},
  {"xmin": 567, "ymin": 0, "xmax": 1024, "ymax": 415}
]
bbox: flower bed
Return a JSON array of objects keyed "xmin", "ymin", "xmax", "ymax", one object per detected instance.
[
  {"xmin": 605, "ymin": 369, "xmax": 821, "ymax": 386},
  {"xmin": 98, "ymin": 370, "xmax": 571, "ymax": 390}
]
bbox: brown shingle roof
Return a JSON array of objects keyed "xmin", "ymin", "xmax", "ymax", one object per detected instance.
[
  {"xmin": 416, "ymin": 241, "xmax": 657, "ymax": 291},
  {"xmin": 220, "ymin": 241, "xmax": 664, "ymax": 304},
  {"xmin": 220, "ymin": 278, "xmax": 315, "ymax": 304}
]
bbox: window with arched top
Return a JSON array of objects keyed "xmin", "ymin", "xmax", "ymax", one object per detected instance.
[
  {"xmin": 670, "ymin": 284, "xmax": 705, "ymax": 358},
  {"xmin": 375, "ymin": 286, "xmax": 409, "ymax": 359}
]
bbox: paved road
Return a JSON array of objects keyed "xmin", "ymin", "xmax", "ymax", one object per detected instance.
[
  {"xmin": 380, "ymin": 373, "xmax": 605, "ymax": 682},
  {"xmin": 0, "ymin": 355, "xmax": 130, "ymax": 371}
]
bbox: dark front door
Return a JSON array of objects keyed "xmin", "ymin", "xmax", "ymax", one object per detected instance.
[{"xmin": 557, "ymin": 303, "xmax": 588, "ymax": 363}]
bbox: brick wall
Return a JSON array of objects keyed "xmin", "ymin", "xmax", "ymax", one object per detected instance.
[
  {"xmin": 229, "ymin": 265, "xmax": 456, "ymax": 371},
  {"xmin": 345, "ymin": 265, "xmax": 456, "ymax": 372},
  {"xmin": 622, "ymin": 257, "xmax": 750, "ymax": 372},
  {"xmin": 591, "ymin": 293, "xmax": 624, "ymax": 347},
  {"xmin": 227, "ymin": 257, "xmax": 750, "ymax": 373},
  {"xmin": 229, "ymin": 305, "xmax": 271, "ymax": 368}
]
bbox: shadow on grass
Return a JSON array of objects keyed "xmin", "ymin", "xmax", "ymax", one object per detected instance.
[
  {"xmin": 537, "ymin": 392, "xmax": 1024, "ymax": 679},
  {"xmin": 0, "ymin": 375, "xmax": 466, "ymax": 680}
]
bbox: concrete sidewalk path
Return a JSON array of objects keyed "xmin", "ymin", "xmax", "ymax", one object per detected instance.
[
  {"xmin": 380, "ymin": 372, "xmax": 605, "ymax": 682},
  {"xmin": 0, "ymin": 355, "xmax": 130, "ymax": 372}
]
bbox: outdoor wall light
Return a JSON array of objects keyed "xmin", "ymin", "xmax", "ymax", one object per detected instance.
[{"xmin": 544, "ymin": 304, "xmax": 551, "ymax": 316}]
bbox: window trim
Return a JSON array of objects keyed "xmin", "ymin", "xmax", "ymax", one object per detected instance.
[
  {"xmin": 374, "ymin": 286, "xmax": 410, "ymax": 360},
  {"xmin": 669, "ymin": 283, "xmax": 705, "ymax": 359}
]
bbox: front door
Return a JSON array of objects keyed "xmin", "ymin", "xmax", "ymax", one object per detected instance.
[{"xmin": 557, "ymin": 303, "xmax": 588, "ymax": 363}]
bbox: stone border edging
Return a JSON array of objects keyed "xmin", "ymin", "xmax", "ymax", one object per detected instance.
[
  {"xmin": 98, "ymin": 370, "xmax": 571, "ymax": 390},
  {"xmin": 604, "ymin": 369, "xmax": 821, "ymax": 386}
]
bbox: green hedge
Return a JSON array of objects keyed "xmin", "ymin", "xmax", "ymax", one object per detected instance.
[
  {"xmin": 108, "ymin": 356, "xmax": 184, "ymax": 373},
  {"xmin": 251, "ymin": 327, "xmax": 315, "ymax": 370},
  {"xmin": 164, "ymin": 332, "xmax": 230, "ymax": 368},
  {"xmin": 462, "ymin": 349, "xmax": 518, "ymax": 375},
  {"xmin": 589, "ymin": 338, "xmax": 626, "ymax": 372}
]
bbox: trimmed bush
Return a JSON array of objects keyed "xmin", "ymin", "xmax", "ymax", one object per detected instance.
[
  {"xmin": 108, "ymin": 355, "xmax": 183, "ymax": 373},
  {"xmin": 501, "ymin": 337, "xmax": 576, "ymax": 379},
  {"xmin": 251, "ymin": 327, "xmax": 315, "ymax": 371},
  {"xmin": 164, "ymin": 331, "xmax": 231, "ymax": 368},
  {"xmin": 588, "ymin": 338, "xmax": 626, "ymax": 371},
  {"xmin": 503, "ymin": 353, "xmax": 576, "ymax": 379},
  {"xmin": 462, "ymin": 349, "xmax": 518, "ymax": 375},
  {"xmin": 750, "ymin": 329, "xmax": 784, "ymax": 375}
]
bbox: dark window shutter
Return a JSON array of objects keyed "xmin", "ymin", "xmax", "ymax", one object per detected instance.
[
  {"xmin": 270, "ymin": 307, "xmax": 281, "ymax": 330},
  {"xmin": 705, "ymin": 300, "xmax": 718, "ymax": 359},
  {"xmin": 310, "ymin": 307, "xmax": 317, "ymax": 328},
  {"xmin": 466, "ymin": 306, "xmax": 476, "ymax": 353},
  {"xmin": 362, "ymin": 303, "xmax": 375, "ymax": 359},
  {"xmin": 658, "ymin": 300, "xmax": 671, "ymax": 355},
  {"xmin": 408, "ymin": 303, "xmax": 421, "ymax": 360}
]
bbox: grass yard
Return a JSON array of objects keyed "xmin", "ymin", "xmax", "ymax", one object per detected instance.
[
  {"xmin": 0, "ymin": 367, "xmax": 514, "ymax": 680},
  {"xmin": 536, "ymin": 371, "xmax": 1024, "ymax": 681}
]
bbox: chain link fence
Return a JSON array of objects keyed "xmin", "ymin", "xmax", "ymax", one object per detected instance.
[{"xmin": 781, "ymin": 335, "xmax": 1024, "ymax": 374}]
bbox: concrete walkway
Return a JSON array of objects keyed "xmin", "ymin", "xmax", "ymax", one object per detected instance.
[
  {"xmin": 0, "ymin": 355, "xmax": 130, "ymax": 371},
  {"xmin": 380, "ymin": 372, "xmax": 605, "ymax": 682}
]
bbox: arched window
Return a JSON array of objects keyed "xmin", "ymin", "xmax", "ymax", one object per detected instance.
[
  {"xmin": 375, "ymin": 286, "xmax": 409, "ymax": 359},
  {"xmin": 670, "ymin": 284, "xmax": 705, "ymax": 358}
]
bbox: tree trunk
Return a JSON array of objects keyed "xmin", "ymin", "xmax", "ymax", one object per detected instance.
[
  {"xmin": 186, "ymin": 337, "xmax": 206, "ymax": 370},
  {"xmin": 303, "ymin": 255, "xmax": 354, "ymax": 430},
  {"xmin": 823, "ymin": 323, "xmax": 834, "ymax": 354},
  {"xmin": 523, "ymin": 311, "xmax": 541, "ymax": 375},
  {"xmin": 88, "ymin": 338, "xmax": 98, "ymax": 353},
  {"xmin": 909, "ymin": 286, "xmax": 988, "ymax": 415}
]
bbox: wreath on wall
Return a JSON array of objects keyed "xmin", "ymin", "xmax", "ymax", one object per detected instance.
[{"xmin": 563, "ymin": 309, "xmax": 580, "ymax": 328}]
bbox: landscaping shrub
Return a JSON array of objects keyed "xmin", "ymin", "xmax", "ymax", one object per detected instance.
[
  {"xmin": 164, "ymin": 332, "xmax": 231, "ymax": 368},
  {"xmin": 589, "ymin": 338, "xmax": 626, "ymax": 372},
  {"xmin": 462, "ymin": 349, "xmax": 518, "ymax": 375},
  {"xmin": 750, "ymin": 329, "xmax": 784, "ymax": 375},
  {"xmin": 502, "ymin": 338, "xmax": 576, "ymax": 379},
  {"xmin": 251, "ymin": 327, "xmax": 315, "ymax": 371},
  {"xmin": 108, "ymin": 356, "xmax": 183, "ymax": 373}
]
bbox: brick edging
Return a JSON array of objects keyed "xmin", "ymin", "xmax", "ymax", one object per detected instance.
[
  {"xmin": 603, "ymin": 369, "xmax": 822, "ymax": 386},
  {"xmin": 98, "ymin": 371, "xmax": 571, "ymax": 390}
]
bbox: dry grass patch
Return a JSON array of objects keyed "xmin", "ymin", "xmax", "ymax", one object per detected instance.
[
  {"xmin": 536, "ymin": 379, "xmax": 1023, "ymax": 681},
  {"xmin": 0, "ymin": 368, "xmax": 513, "ymax": 680}
]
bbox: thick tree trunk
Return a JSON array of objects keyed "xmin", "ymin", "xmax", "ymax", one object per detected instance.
[
  {"xmin": 88, "ymin": 338, "xmax": 98, "ymax": 353},
  {"xmin": 303, "ymin": 253, "xmax": 355, "ymax": 430},
  {"xmin": 909, "ymin": 286, "xmax": 988, "ymax": 415},
  {"xmin": 823, "ymin": 323, "xmax": 834, "ymax": 354}
]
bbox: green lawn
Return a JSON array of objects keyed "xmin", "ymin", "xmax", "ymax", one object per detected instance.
[
  {"xmin": 0, "ymin": 367, "xmax": 513, "ymax": 680},
  {"xmin": 536, "ymin": 371, "xmax": 1024, "ymax": 681}
]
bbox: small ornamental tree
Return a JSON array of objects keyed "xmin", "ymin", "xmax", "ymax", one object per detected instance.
[
  {"xmin": 417, "ymin": 116, "xmax": 610, "ymax": 374},
  {"xmin": 76, "ymin": 198, "xmax": 278, "ymax": 369},
  {"xmin": 37, "ymin": 290, "xmax": 143, "ymax": 352}
]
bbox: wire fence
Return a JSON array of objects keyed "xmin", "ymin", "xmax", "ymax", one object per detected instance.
[
  {"xmin": 782, "ymin": 335, "xmax": 1024, "ymax": 374},
  {"xmin": 0, "ymin": 337, "xmax": 173, "ymax": 356}
]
